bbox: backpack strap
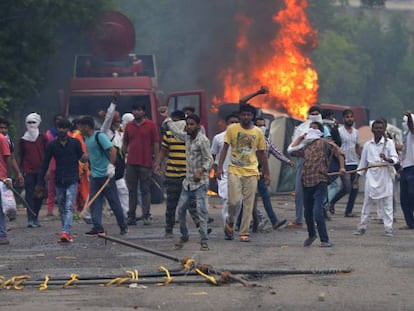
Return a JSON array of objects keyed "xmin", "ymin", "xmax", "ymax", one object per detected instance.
[{"xmin": 95, "ymin": 131, "xmax": 111, "ymax": 161}]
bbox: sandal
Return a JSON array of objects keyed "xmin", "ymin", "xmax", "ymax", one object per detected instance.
[
  {"xmin": 240, "ymin": 235, "xmax": 250, "ymax": 242},
  {"xmin": 200, "ymin": 242, "xmax": 209, "ymax": 251}
]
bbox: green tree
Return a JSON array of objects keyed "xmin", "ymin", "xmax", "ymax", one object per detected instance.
[
  {"xmin": 309, "ymin": 2, "xmax": 410, "ymax": 121},
  {"xmin": 0, "ymin": 0, "xmax": 112, "ymax": 119}
]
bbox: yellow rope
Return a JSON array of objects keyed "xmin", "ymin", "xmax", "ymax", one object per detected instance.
[
  {"xmin": 194, "ymin": 268, "xmax": 217, "ymax": 285},
  {"xmin": 63, "ymin": 273, "xmax": 79, "ymax": 288},
  {"xmin": 1, "ymin": 275, "xmax": 30, "ymax": 290},
  {"xmin": 126, "ymin": 269, "xmax": 139, "ymax": 280},
  {"xmin": 102, "ymin": 277, "xmax": 130, "ymax": 287},
  {"xmin": 158, "ymin": 266, "xmax": 174, "ymax": 285},
  {"xmin": 39, "ymin": 275, "xmax": 50, "ymax": 291}
]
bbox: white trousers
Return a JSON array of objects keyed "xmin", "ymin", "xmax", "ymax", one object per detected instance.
[{"xmin": 358, "ymin": 195, "xmax": 393, "ymax": 231}]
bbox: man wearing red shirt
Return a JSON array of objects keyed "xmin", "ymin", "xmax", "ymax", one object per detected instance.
[
  {"xmin": 0, "ymin": 131, "xmax": 11, "ymax": 245},
  {"xmin": 122, "ymin": 103, "xmax": 160, "ymax": 225}
]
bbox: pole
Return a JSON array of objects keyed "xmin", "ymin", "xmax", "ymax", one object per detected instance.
[
  {"xmin": 79, "ymin": 177, "xmax": 110, "ymax": 217},
  {"xmin": 98, "ymin": 233, "xmax": 181, "ymax": 263}
]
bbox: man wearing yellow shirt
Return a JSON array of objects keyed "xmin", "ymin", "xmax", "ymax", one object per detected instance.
[{"xmin": 216, "ymin": 104, "xmax": 270, "ymax": 242}]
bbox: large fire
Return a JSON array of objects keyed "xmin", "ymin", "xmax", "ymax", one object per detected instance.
[{"xmin": 212, "ymin": 0, "xmax": 318, "ymax": 120}]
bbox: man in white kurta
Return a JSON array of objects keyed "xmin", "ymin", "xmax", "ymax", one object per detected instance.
[
  {"xmin": 210, "ymin": 114, "xmax": 239, "ymax": 226},
  {"xmin": 354, "ymin": 120, "xmax": 399, "ymax": 236}
]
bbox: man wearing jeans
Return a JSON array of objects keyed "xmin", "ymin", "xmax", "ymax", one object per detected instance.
[
  {"xmin": 255, "ymin": 117, "xmax": 294, "ymax": 230},
  {"xmin": 37, "ymin": 119, "xmax": 84, "ymax": 243},
  {"xmin": 78, "ymin": 116, "xmax": 128, "ymax": 236},
  {"xmin": 400, "ymin": 112, "xmax": 414, "ymax": 229},
  {"xmin": 290, "ymin": 122, "xmax": 345, "ymax": 247},
  {"xmin": 164, "ymin": 114, "xmax": 213, "ymax": 251},
  {"xmin": 329, "ymin": 109, "xmax": 361, "ymax": 217},
  {"xmin": 287, "ymin": 106, "xmax": 331, "ymax": 228}
]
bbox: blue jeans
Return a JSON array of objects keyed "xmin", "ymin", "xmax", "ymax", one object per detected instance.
[
  {"xmin": 330, "ymin": 164, "xmax": 358, "ymax": 214},
  {"xmin": 164, "ymin": 177, "xmax": 198, "ymax": 233},
  {"xmin": 257, "ymin": 176, "xmax": 279, "ymax": 225},
  {"xmin": 303, "ymin": 182, "xmax": 329, "ymax": 243},
  {"xmin": 56, "ymin": 182, "xmax": 78, "ymax": 234},
  {"xmin": 328, "ymin": 177, "xmax": 340, "ymax": 203},
  {"xmin": 400, "ymin": 166, "xmax": 414, "ymax": 228},
  {"xmin": 177, "ymin": 184, "xmax": 208, "ymax": 243},
  {"xmin": 294, "ymin": 158, "xmax": 304, "ymax": 224},
  {"xmin": 90, "ymin": 177, "xmax": 126, "ymax": 232}
]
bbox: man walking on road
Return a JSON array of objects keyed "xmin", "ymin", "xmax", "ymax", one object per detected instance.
[
  {"xmin": 0, "ymin": 129, "xmax": 11, "ymax": 245},
  {"xmin": 78, "ymin": 116, "xmax": 128, "ymax": 236},
  {"xmin": 216, "ymin": 103, "xmax": 270, "ymax": 242},
  {"xmin": 354, "ymin": 119, "xmax": 399, "ymax": 237},
  {"xmin": 36, "ymin": 119, "xmax": 83, "ymax": 243},
  {"xmin": 399, "ymin": 112, "xmax": 414, "ymax": 229},
  {"xmin": 290, "ymin": 122, "xmax": 345, "ymax": 247},
  {"xmin": 163, "ymin": 113, "xmax": 213, "ymax": 251},
  {"xmin": 329, "ymin": 109, "xmax": 361, "ymax": 217}
]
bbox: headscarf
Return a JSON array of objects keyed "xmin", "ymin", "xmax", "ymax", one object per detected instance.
[
  {"xmin": 121, "ymin": 113, "xmax": 134, "ymax": 130},
  {"xmin": 302, "ymin": 128, "xmax": 323, "ymax": 145},
  {"xmin": 22, "ymin": 113, "xmax": 42, "ymax": 142}
]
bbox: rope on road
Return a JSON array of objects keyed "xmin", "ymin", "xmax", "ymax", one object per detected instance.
[
  {"xmin": 63, "ymin": 273, "xmax": 79, "ymax": 288},
  {"xmin": 39, "ymin": 275, "xmax": 50, "ymax": 291},
  {"xmin": 158, "ymin": 266, "xmax": 174, "ymax": 285},
  {"xmin": 0, "ymin": 275, "xmax": 30, "ymax": 290}
]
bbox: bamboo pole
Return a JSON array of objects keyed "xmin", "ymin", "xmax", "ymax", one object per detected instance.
[
  {"xmin": 327, "ymin": 164, "xmax": 390, "ymax": 176},
  {"xmin": 79, "ymin": 177, "xmax": 110, "ymax": 217}
]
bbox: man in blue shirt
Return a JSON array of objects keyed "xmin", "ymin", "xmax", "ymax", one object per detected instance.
[{"xmin": 78, "ymin": 116, "xmax": 128, "ymax": 236}]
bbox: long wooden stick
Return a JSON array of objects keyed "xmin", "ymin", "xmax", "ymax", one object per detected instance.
[
  {"xmin": 327, "ymin": 164, "xmax": 391, "ymax": 176},
  {"xmin": 79, "ymin": 177, "xmax": 110, "ymax": 217}
]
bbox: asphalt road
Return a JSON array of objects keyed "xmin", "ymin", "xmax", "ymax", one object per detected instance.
[{"xmin": 1, "ymin": 192, "xmax": 414, "ymax": 311}]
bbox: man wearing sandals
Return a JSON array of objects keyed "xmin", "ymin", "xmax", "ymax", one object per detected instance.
[
  {"xmin": 216, "ymin": 104, "xmax": 270, "ymax": 242},
  {"xmin": 163, "ymin": 114, "xmax": 213, "ymax": 251}
]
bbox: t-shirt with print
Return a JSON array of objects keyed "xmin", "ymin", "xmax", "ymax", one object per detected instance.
[{"xmin": 224, "ymin": 123, "xmax": 266, "ymax": 177}]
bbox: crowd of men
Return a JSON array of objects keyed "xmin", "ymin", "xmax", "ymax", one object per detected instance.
[{"xmin": 0, "ymin": 98, "xmax": 413, "ymax": 251}]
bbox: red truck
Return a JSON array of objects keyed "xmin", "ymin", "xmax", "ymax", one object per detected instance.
[{"xmin": 63, "ymin": 11, "xmax": 208, "ymax": 134}]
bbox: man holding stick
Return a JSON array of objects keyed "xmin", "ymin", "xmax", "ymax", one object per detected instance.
[
  {"xmin": 78, "ymin": 116, "xmax": 128, "ymax": 236},
  {"xmin": 290, "ymin": 122, "xmax": 345, "ymax": 247},
  {"xmin": 354, "ymin": 119, "xmax": 399, "ymax": 237}
]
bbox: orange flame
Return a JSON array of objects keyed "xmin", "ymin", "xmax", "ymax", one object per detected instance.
[{"xmin": 212, "ymin": 0, "xmax": 318, "ymax": 120}]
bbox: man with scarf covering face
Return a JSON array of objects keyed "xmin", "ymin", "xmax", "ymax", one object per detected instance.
[
  {"xmin": 399, "ymin": 112, "xmax": 414, "ymax": 229},
  {"xmin": 290, "ymin": 122, "xmax": 345, "ymax": 247},
  {"xmin": 287, "ymin": 106, "xmax": 331, "ymax": 228},
  {"xmin": 19, "ymin": 112, "xmax": 47, "ymax": 227}
]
